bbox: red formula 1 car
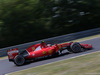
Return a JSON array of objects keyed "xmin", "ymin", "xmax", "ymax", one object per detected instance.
[{"xmin": 7, "ymin": 41, "xmax": 92, "ymax": 66}]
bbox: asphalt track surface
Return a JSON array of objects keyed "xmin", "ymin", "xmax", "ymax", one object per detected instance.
[{"xmin": 0, "ymin": 37, "xmax": 100, "ymax": 75}]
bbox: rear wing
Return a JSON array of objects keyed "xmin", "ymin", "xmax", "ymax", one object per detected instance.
[{"xmin": 7, "ymin": 48, "xmax": 19, "ymax": 60}]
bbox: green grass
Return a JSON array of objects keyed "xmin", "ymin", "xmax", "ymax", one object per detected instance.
[{"xmin": 8, "ymin": 51, "xmax": 100, "ymax": 75}]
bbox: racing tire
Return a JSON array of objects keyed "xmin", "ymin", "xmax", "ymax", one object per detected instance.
[
  {"xmin": 14, "ymin": 55, "xmax": 25, "ymax": 66},
  {"xmin": 70, "ymin": 42, "xmax": 82, "ymax": 53}
]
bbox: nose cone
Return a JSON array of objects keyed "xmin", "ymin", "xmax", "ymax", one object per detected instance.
[{"xmin": 81, "ymin": 43, "xmax": 92, "ymax": 49}]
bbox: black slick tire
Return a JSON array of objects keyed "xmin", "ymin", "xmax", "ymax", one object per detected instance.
[
  {"xmin": 70, "ymin": 42, "xmax": 82, "ymax": 53},
  {"xmin": 14, "ymin": 55, "xmax": 25, "ymax": 66}
]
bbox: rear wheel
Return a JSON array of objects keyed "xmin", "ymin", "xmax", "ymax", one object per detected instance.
[
  {"xmin": 14, "ymin": 55, "xmax": 25, "ymax": 66},
  {"xmin": 70, "ymin": 42, "xmax": 82, "ymax": 53}
]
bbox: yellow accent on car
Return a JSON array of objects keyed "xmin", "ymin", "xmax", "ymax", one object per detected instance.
[
  {"xmin": 48, "ymin": 50, "xmax": 53, "ymax": 54},
  {"xmin": 8, "ymin": 51, "xmax": 10, "ymax": 52},
  {"xmin": 43, "ymin": 51, "xmax": 46, "ymax": 55}
]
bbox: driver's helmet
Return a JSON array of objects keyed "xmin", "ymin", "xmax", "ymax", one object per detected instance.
[{"xmin": 41, "ymin": 41, "xmax": 45, "ymax": 44}]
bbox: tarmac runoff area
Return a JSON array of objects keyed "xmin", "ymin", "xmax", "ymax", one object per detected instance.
[{"xmin": 0, "ymin": 34, "xmax": 99, "ymax": 75}]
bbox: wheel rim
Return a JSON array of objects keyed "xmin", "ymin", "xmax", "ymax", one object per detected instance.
[
  {"xmin": 14, "ymin": 55, "xmax": 25, "ymax": 66},
  {"xmin": 71, "ymin": 43, "xmax": 81, "ymax": 53},
  {"xmin": 72, "ymin": 44, "xmax": 81, "ymax": 52}
]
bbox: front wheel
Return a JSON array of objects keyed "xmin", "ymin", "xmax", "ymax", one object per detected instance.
[
  {"xmin": 14, "ymin": 55, "xmax": 25, "ymax": 66},
  {"xmin": 70, "ymin": 42, "xmax": 82, "ymax": 53}
]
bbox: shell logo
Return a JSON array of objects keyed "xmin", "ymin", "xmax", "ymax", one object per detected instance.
[
  {"xmin": 32, "ymin": 47, "xmax": 35, "ymax": 51},
  {"xmin": 43, "ymin": 51, "xmax": 46, "ymax": 55},
  {"xmin": 48, "ymin": 50, "xmax": 53, "ymax": 54},
  {"xmin": 59, "ymin": 45, "xmax": 61, "ymax": 49}
]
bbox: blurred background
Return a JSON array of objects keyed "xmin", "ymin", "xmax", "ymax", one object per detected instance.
[{"xmin": 0, "ymin": 0, "xmax": 100, "ymax": 48}]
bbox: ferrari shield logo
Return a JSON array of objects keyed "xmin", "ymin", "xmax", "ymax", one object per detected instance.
[
  {"xmin": 32, "ymin": 47, "xmax": 35, "ymax": 51},
  {"xmin": 59, "ymin": 45, "xmax": 61, "ymax": 49},
  {"xmin": 43, "ymin": 51, "xmax": 46, "ymax": 55}
]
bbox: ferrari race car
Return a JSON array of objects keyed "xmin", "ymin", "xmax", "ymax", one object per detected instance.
[{"xmin": 7, "ymin": 41, "xmax": 92, "ymax": 66}]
